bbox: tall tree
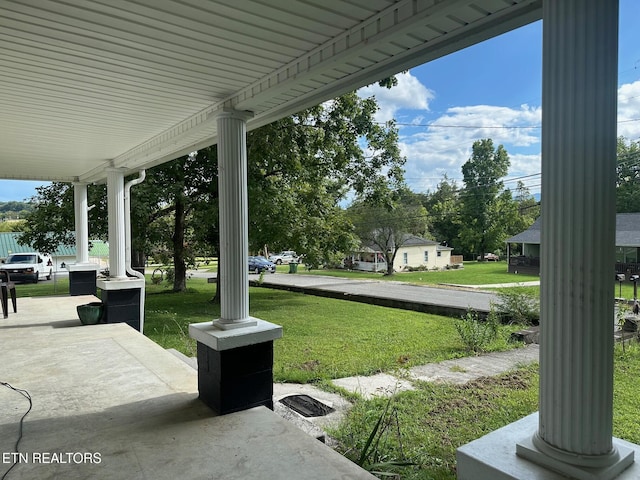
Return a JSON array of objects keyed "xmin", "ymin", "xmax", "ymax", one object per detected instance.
[
  {"xmin": 349, "ymin": 190, "xmax": 428, "ymax": 275},
  {"xmin": 421, "ymin": 174, "xmax": 462, "ymax": 252},
  {"xmin": 616, "ymin": 136, "xmax": 640, "ymax": 212},
  {"xmin": 458, "ymin": 139, "xmax": 510, "ymax": 259}
]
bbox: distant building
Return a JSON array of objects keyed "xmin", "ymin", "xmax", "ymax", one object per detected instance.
[
  {"xmin": 0, "ymin": 232, "xmax": 109, "ymax": 271},
  {"xmin": 349, "ymin": 235, "xmax": 455, "ymax": 273},
  {"xmin": 506, "ymin": 213, "xmax": 640, "ymax": 275}
]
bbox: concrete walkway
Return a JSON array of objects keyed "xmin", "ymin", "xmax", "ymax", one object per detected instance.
[{"xmin": 251, "ymin": 272, "xmax": 499, "ymax": 316}]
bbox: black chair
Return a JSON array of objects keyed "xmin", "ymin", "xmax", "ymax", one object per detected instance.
[{"xmin": 0, "ymin": 270, "xmax": 17, "ymax": 319}]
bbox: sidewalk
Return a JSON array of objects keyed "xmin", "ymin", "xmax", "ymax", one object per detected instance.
[{"xmin": 251, "ymin": 273, "xmax": 499, "ymax": 317}]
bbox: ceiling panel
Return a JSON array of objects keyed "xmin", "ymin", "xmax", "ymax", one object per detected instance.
[{"xmin": 0, "ymin": 0, "xmax": 541, "ymax": 183}]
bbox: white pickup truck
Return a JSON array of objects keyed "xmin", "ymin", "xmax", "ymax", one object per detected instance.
[
  {"xmin": 268, "ymin": 250, "xmax": 299, "ymax": 265},
  {"xmin": 0, "ymin": 252, "xmax": 53, "ymax": 283}
]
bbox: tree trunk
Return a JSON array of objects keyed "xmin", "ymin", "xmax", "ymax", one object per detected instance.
[
  {"xmin": 172, "ymin": 192, "xmax": 187, "ymax": 292},
  {"xmin": 385, "ymin": 251, "xmax": 396, "ymax": 276}
]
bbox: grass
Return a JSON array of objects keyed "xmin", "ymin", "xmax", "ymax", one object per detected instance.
[
  {"xmin": 330, "ymin": 342, "xmax": 640, "ymax": 479},
  {"xmin": 15, "ymin": 270, "xmax": 640, "ymax": 479},
  {"xmin": 143, "ymin": 278, "xmax": 525, "ymax": 383},
  {"xmin": 299, "ymin": 261, "xmax": 540, "ymax": 286}
]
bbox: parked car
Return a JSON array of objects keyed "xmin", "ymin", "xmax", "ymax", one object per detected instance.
[
  {"xmin": 248, "ymin": 256, "xmax": 276, "ymax": 274},
  {"xmin": 0, "ymin": 252, "xmax": 53, "ymax": 283},
  {"xmin": 268, "ymin": 250, "xmax": 299, "ymax": 265},
  {"xmin": 478, "ymin": 253, "xmax": 499, "ymax": 262}
]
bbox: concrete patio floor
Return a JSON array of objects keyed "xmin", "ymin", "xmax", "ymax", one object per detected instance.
[{"xmin": 0, "ymin": 295, "xmax": 374, "ymax": 480}]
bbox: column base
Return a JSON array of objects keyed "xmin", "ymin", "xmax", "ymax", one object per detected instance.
[
  {"xmin": 457, "ymin": 413, "xmax": 639, "ymax": 480},
  {"xmin": 67, "ymin": 264, "xmax": 99, "ymax": 296},
  {"xmin": 517, "ymin": 433, "xmax": 634, "ymax": 480},
  {"xmin": 97, "ymin": 278, "xmax": 144, "ymax": 331},
  {"xmin": 189, "ymin": 319, "xmax": 282, "ymax": 415}
]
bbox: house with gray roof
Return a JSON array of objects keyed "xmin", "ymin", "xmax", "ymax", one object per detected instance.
[
  {"xmin": 349, "ymin": 234, "xmax": 454, "ymax": 273},
  {"xmin": 506, "ymin": 213, "xmax": 640, "ymax": 275}
]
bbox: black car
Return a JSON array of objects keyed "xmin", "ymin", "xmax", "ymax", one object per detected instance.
[{"xmin": 248, "ymin": 256, "xmax": 276, "ymax": 274}]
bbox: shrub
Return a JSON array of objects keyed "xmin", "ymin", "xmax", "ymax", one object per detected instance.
[
  {"xmin": 454, "ymin": 308, "xmax": 500, "ymax": 353},
  {"xmin": 496, "ymin": 289, "xmax": 540, "ymax": 325}
]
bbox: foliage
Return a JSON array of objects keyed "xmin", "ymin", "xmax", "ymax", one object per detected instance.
[
  {"xmin": 0, "ymin": 201, "xmax": 33, "ymax": 222},
  {"xmin": 495, "ymin": 288, "xmax": 540, "ymax": 325},
  {"xmin": 458, "ymin": 139, "xmax": 510, "ymax": 259},
  {"xmin": 246, "ymin": 91, "xmax": 406, "ymax": 266},
  {"xmin": 420, "ymin": 175, "xmax": 461, "ymax": 252},
  {"xmin": 616, "ymin": 136, "xmax": 640, "ymax": 213},
  {"xmin": 17, "ymin": 182, "xmax": 107, "ymax": 254},
  {"xmin": 0, "ymin": 219, "xmax": 26, "ymax": 232},
  {"xmin": 453, "ymin": 308, "xmax": 500, "ymax": 353},
  {"xmin": 354, "ymin": 395, "xmax": 417, "ymax": 477},
  {"xmin": 349, "ymin": 189, "xmax": 429, "ymax": 275}
]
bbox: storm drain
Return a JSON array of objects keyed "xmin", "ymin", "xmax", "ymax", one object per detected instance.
[{"xmin": 279, "ymin": 395, "xmax": 335, "ymax": 417}]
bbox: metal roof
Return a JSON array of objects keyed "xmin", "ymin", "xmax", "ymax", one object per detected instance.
[
  {"xmin": 0, "ymin": 0, "xmax": 542, "ymax": 184},
  {"xmin": 0, "ymin": 232, "xmax": 108, "ymax": 257},
  {"xmin": 507, "ymin": 214, "xmax": 640, "ymax": 247}
]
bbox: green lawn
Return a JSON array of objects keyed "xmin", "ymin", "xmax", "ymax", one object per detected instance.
[
  {"xmin": 330, "ymin": 343, "xmax": 640, "ymax": 479},
  {"xmin": 299, "ymin": 261, "xmax": 539, "ymax": 286},
  {"xmin": 15, "ymin": 273, "xmax": 640, "ymax": 479},
  {"xmin": 143, "ymin": 279, "xmax": 524, "ymax": 383}
]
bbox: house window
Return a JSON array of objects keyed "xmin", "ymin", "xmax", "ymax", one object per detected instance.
[
  {"xmin": 403, "ymin": 252, "xmax": 408, "ymax": 265},
  {"xmin": 437, "ymin": 251, "xmax": 442, "ymax": 257},
  {"xmin": 424, "ymin": 251, "xmax": 429, "ymax": 262}
]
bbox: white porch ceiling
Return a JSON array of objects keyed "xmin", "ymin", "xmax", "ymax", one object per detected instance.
[{"xmin": 0, "ymin": 0, "xmax": 541, "ymax": 184}]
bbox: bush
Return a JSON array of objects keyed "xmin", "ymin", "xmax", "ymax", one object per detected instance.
[
  {"xmin": 496, "ymin": 290, "xmax": 540, "ymax": 325},
  {"xmin": 454, "ymin": 308, "xmax": 500, "ymax": 353}
]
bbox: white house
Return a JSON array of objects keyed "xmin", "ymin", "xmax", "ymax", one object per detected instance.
[{"xmin": 350, "ymin": 235, "xmax": 454, "ymax": 273}]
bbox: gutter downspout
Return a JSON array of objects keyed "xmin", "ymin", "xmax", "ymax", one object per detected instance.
[{"xmin": 124, "ymin": 170, "xmax": 146, "ymax": 333}]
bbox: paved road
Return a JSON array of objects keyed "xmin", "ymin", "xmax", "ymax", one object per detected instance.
[{"xmin": 252, "ymin": 272, "xmax": 498, "ymax": 316}]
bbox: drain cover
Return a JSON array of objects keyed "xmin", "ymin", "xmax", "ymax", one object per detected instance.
[{"xmin": 279, "ymin": 395, "xmax": 335, "ymax": 417}]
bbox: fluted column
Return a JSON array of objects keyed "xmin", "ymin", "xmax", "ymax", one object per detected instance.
[
  {"xmin": 106, "ymin": 168, "xmax": 127, "ymax": 279},
  {"xmin": 517, "ymin": 0, "xmax": 634, "ymax": 477},
  {"xmin": 215, "ymin": 110, "xmax": 255, "ymax": 329},
  {"xmin": 73, "ymin": 182, "xmax": 90, "ymax": 264}
]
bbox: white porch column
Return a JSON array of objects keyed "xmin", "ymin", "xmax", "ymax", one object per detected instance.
[
  {"xmin": 73, "ymin": 182, "xmax": 90, "ymax": 264},
  {"xmin": 458, "ymin": 0, "xmax": 639, "ymax": 478},
  {"xmin": 106, "ymin": 168, "xmax": 127, "ymax": 279},
  {"xmin": 214, "ymin": 110, "xmax": 256, "ymax": 329},
  {"xmin": 517, "ymin": 0, "xmax": 634, "ymax": 477},
  {"xmin": 189, "ymin": 109, "xmax": 282, "ymax": 414}
]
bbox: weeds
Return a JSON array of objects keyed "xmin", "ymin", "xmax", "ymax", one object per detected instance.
[
  {"xmin": 495, "ymin": 289, "xmax": 540, "ymax": 325},
  {"xmin": 453, "ymin": 307, "xmax": 500, "ymax": 353},
  {"xmin": 352, "ymin": 396, "xmax": 417, "ymax": 478}
]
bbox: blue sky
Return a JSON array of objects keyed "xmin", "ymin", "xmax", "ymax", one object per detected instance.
[
  {"xmin": 2, "ymin": 1, "xmax": 639, "ymax": 203},
  {"xmin": 359, "ymin": 0, "xmax": 640, "ymax": 197}
]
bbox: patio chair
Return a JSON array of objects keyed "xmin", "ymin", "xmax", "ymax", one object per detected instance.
[{"xmin": 0, "ymin": 270, "xmax": 17, "ymax": 319}]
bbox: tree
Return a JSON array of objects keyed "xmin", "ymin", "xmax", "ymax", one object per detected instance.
[
  {"xmin": 421, "ymin": 174, "xmax": 462, "ymax": 252},
  {"xmin": 616, "ymin": 137, "xmax": 640, "ymax": 212},
  {"xmin": 349, "ymin": 190, "xmax": 428, "ymax": 275},
  {"xmin": 458, "ymin": 139, "xmax": 510, "ymax": 259},
  {"xmin": 19, "ymin": 87, "xmax": 405, "ymax": 293},
  {"xmin": 243, "ymin": 96, "xmax": 403, "ymax": 264},
  {"xmin": 18, "ymin": 182, "xmax": 107, "ymax": 254}
]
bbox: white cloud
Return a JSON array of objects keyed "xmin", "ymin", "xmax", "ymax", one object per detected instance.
[
  {"xmin": 618, "ymin": 80, "xmax": 640, "ymax": 139},
  {"xmin": 359, "ymin": 79, "xmax": 640, "ymax": 196},
  {"xmin": 358, "ymin": 71, "xmax": 434, "ymax": 123},
  {"xmin": 398, "ymin": 104, "xmax": 541, "ymax": 193}
]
